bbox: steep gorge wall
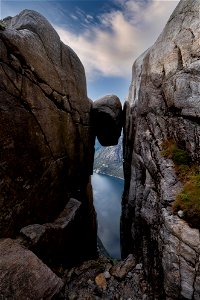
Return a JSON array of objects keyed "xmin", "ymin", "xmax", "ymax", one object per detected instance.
[
  {"xmin": 122, "ymin": 0, "xmax": 200, "ymax": 299},
  {"xmin": 0, "ymin": 9, "xmax": 123, "ymax": 298},
  {"xmin": 0, "ymin": 7, "xmax": 122, "ymax": 271},
  {"xmin": 0, "ymin": 9, "xmax": 95, "ymax": 239}
]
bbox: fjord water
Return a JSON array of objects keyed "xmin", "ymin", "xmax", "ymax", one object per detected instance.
[{"xmin": 91, "ymin": 173, "xmax": 124, "ymax": 258}]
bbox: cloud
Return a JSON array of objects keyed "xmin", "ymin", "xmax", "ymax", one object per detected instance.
[
  {"xmin": 70, "ymin": 14, "xmax": 78, "ymax": 20},
  {"xmin": 55, "ymin": 0, "xmax": 179, "ymax": 80}
]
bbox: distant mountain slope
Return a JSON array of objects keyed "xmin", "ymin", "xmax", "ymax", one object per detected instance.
[{"xmin": 93, "ymin": 135, "xmax": 123, "ymax": 179}]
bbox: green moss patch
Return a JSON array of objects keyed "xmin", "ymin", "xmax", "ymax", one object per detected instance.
[{"xmin": 161, "ymin": 139, "xmax": 200, "ymax": 229}]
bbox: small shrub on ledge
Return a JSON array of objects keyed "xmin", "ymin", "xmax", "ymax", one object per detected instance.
[{"xmin": 161, "ymin": 139, "xmax": 200, "ymax": 229}]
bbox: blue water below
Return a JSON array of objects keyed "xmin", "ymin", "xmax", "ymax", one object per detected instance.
[{"xmin": 91, "ymin": 173, "xmax": 124, "ymax": 259}]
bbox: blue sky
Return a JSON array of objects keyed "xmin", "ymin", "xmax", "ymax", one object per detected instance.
[{"xmin": 0, "ymin": 0, "xmax": 178, "ymax": 102}]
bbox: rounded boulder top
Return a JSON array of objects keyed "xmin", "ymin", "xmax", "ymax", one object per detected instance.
[{"xmin": 92, "ymin": 95, "xmax": 122, "ymax": 146}]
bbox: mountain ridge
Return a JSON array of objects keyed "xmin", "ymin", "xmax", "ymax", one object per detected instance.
[{"xmin": 94, "ymin": 135, "xmax": 124, "ymax": 179}]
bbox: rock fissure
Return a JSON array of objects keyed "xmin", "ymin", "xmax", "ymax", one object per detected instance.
[
  {"xmin": 0, "ymin": 64, "xmax": 22, "ymax": 98},
  {"xmin": 21, "ymin": 89, "xmax": 57, "ymax": 164},
  {"xmin": 1, "ymin": 1, "xmax": 200, "ymax": 299},
  {"xmin": 1, "ymin": 46, "xmax": 87, "ymax": 125},
  {"xmin": 175, "ymin": 44, "xmax": 184, "ymax": 70},
  {"xmin": 16, "ymin": 13, "xmax": 64, "ymax": 89}
]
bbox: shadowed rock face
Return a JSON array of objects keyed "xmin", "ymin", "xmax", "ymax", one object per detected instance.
[
  {"xmin": 0, "ymin": 5, "xmax": 123, "ymax": 256},
  {"xmin": 92, "ymin": 95, "xmax": 122, "ymax": 146},
  {"xmin": 0, "ymin": 10, "xmax": 122, "ymax": 240},
  {"xmin": 0, "ymin": 9, "xmax": 123, "ymax": 300},
  {"xmin": 0, "ymin": 9, "xmax": 97, "ymax": 261},
  {"xmin": 122, "ymin": 0, "xmax": 200, "ymax": 299}
]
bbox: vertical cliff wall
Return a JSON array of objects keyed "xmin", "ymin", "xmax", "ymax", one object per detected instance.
[
  {"xmin": 0, "ymin": 10, "xmax": 123, "ymax": 299},
  {"xmin": 0, "ymin": 9, "xmax": 97, "ymax": 263},
  {"xmin": 122, "ymin": 0, "xmax": 200, "ymax": 299}
]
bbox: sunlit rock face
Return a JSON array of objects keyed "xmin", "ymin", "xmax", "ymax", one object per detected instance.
[
  {"xmin": 0, "ymin": 9, "xmax": 97, "ymax": 261},
  {"xmin": 122, "ymin": 0, "xmax": 200, "ymax": 299}
]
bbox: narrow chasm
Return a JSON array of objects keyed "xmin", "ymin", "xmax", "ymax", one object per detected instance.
[
  {"xmin": 54, "ymin": 96, "xmax": 152, "ymax": 300},
  {"xmin": 3, "ymin": 1, "xmax": 200, "ymax": 298},
  {"xmin": 92, "ymin": 95, "xmax": 124, "ymax": 258},
  {"xmin": 92, "ymin": 136, "xmax": 124, "ymax": 259},
  {"xmin": 0, "ymin": 10, "xmax": 150, "ymax": 297}
]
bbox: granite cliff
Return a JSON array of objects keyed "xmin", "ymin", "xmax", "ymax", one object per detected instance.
[
  {"xmin": 1, "ymin": 0, "xmax": 200, "ymax": 299},
  {"xmin": 0, "ymin": 10, "xmax": 122, "ymax": 298},
  {"xmin": 122, "ymin": 0, "xmax": 200, "ymax": 299},
  {"xmin": 0, "ymin": 9, "xmax": 96, "ymax": 247}
]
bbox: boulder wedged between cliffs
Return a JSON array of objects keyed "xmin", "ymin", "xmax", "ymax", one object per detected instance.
[
  {"xmin": 3, "ymin": 0, "xmax": 200, "ymax": 298},
  {"xmin": 92, "ymin": 95, "xmax": 122, "ymax": 146}
]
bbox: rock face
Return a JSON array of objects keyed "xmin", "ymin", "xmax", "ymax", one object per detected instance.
[
  {"xmin": 122, "ymin": 0, "xmax": 200, "ymax": 299},
  {"xmin": 0, "ymin": 9, "xmax": 95, "ymax": 244},
  {"xmin": 19, "ymin": 198, "xmax": 84, "ymax": 267},
  {"xmin": 92, "ymin": 95, "xmax": 122, "ymax": 146},
  {"xmin": 0, "ymin": 238, "xmax": 63, "ymax": 299},
  {"xmin": 0, "ymin": 9, "xmax": 100, "ymax": 266},
  {"xmin": 0, "ymin": 9, "xmax": 123, "ymax": 299}
]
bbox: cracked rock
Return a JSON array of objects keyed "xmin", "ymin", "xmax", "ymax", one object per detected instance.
[
  {"xmin": 122, "ymin": 0, "xmax": 200, "ymax": 299},
  {"xmin": 0, "ymin": 10, "xmax": 97, "ymax": 261},
  {"xmin": 0, "ymin": 238, "xmax": 63, "ymax": 299}
]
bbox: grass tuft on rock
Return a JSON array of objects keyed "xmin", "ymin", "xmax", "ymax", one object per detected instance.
[
  {"xmin": 0, "ymin": 21, "xmax": 6, "ymax": 30},
  {"xmin": 161, "ymin": 139, "xmax": 190, "ymax": 166},
  {"xmin": 174, "ymin": 173, "xmax": 200, "ymax": 229},
  {"xmin": 161, "ymin": 139, "xmax": 200, "ymax": 229}
]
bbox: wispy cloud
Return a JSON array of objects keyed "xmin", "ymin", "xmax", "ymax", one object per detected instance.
[
  {"xmin": 2, "ymin": 0, "xmax": 179, "ymax": 81},
  {"xmin": 55, "ymin": 0, "xmax": 178, "ymax": 81},
  {"xmin": 70, "ymin": 14, "xmax": 78, "ymax": 20}
]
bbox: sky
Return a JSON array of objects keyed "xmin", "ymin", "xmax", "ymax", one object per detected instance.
[{"xmin": 0, "ymin": 0, "xmax": 179, "ymax": 102}]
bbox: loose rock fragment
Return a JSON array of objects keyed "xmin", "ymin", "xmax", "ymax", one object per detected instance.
[
  {"xmin": 95, "ymin": 273, "xmax": 107, "ymax": 290},
  {"xmin": 0, "ymin": 238, "xmax": 63, "ymax": 299},
  {"xmin": 110, "ymin": 254, "xmax": 136, "ymax": 279}
]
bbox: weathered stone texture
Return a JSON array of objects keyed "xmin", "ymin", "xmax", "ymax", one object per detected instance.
[
  {"xmin": 0, "ymin": 238, "xmax": 64, "ymax": 299},
  {"xmin": 18, "ymin": 198, "xmax": 84, "ymax": 267},
  {"xmin": 122, "ymin": 0, "xmax": 200, "ymax": 298},
  {"xmin": 110, "ymin": 254, "xmax": 136, "ymax": 279},
  {"xmin": 61, "ymin": 254, "xmax": 151, "ymax": 300},
  {"xmin": 0, "ymin": 9, "xmax": 96, "ymax": 254},
  {"xmin": 0, "ymin": 9, "xmax": 124, "ymax": 299}
]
